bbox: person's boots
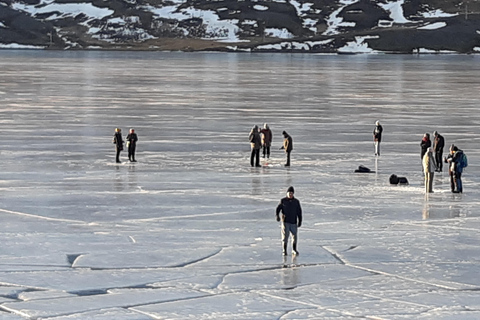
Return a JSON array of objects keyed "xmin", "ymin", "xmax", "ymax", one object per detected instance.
[
  {"xmin": 292, "ymin": 243, "xmax": 298, "ymax": 256},
  {"xmin": 282, "ymin": 243, "xmax": 287, "ymax": 256}
]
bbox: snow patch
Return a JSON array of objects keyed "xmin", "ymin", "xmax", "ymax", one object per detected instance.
[
  {"xmin": 417, "ymin": 48, "xmax": 456, "ymax": 53},
  {"xmin": 421, "ymin": 9, "xmax": 457, "ymax": 18},
  {"xmin": 12, "ymin": 1, "xmax": 114, "ymax": 21},
  {"xmin": 338, "ymin": 35, "xmax": 380, "ymax": 53},
  {"xmin": 265, "ymin": 28, "xmax": 294, "ymax": 39},
  {"xmin": 418, "ymin": 22, "xmax": 447, "ymax": 30},
  {"xmin": 0, "ymin": 22, "xmax": 6, "ymax": 28},
  {"xmin": 378, "ymin": 0, "xmax": 411, "ymax": 24},
  {"xmin": 0, "ymin": 43, "xmax": 45, "ymax": 49},
  {"xmin": 143, "ymin": 5, "xmax": 240, "ymax": 42},
  {"xmin": 256, "ymin": 41, "xmax": 313, "ymax": 50},
  {"xmin": 324, "ymin": 0, "xmax": 359, "ymax": 35},
  {"xmin": 253, "ymin": 5, "xmax": 268, "ymax": 11}
]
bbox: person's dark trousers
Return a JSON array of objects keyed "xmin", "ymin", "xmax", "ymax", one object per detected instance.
[
  {"xmin": 449, "ymin": 171, "xmax": 456, "ymax": 192},
  {"xmin": 435, "ymin": 149, "xmax": 443, "ymax": 171},
  {"xmin": 285, "ymin": 151, "xmax": 291, "ymax": 166},
  {"xmin": 128, "ymin": 146, "xmax": 136, "ymax": 161},
  {"xmin": 263, "ymin": 146, "xmax": 270, "ymax": 158},
  {"xmin": 116, "ymin": 149, "xmax": 121, "ymax": 163},
  {"xmin": 251, "ymin": 149, "xmax": 260, "ymax": 167},
  {"xmin": 455, "ymin": 172, "xmax": 463, "ymax": 193}
]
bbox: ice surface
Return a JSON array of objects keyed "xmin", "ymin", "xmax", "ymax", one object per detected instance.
[{"xmin": 0, "ymin": 51, "xmax": 480, "ymax": 318}]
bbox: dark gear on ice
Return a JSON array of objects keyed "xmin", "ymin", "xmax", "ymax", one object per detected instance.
[
  {"xmin": 420, "ymin": 133, "xmax": 431, "ymax": 162},
  {"xmin": 260, "ymin": 123, "xmax": 272, "ymax": 159},
  {"xmin": 276, "ymin": 186, "xmax": 302, "ymax": 256},
  {"xmin": 249, "ymin": 125, "xmax": 262, "ymax": 167},
  {"xmin": 373, "ymin": 120, "xmax": 383, "ymax": 156},
  {"xmin": 113, "ymin": 128, "xmax": 124, "ymax": 163},
  {"xmin": 433, "ymin": 131, "xmax": 445, "ymax": 172},
  {"xmin": 126, "ymin": 128, "xmax": 138, "ymax": 162},
  {"xmin": 281, "ymin": 131, "xmax": 293, "ymax": 167}
]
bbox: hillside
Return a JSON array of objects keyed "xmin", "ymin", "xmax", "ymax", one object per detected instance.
[{"xmin": 1, "ymin": 0, "xmax": 480, "ymax": 53}]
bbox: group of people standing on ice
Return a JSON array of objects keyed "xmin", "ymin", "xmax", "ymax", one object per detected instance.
[
  {"xmin": 113, "ymin": 128, "xmax": 138, "ymax": 163},
  {"xmin": 420, "ymin": 131, "xmax": 467, "ymax": 194},
  {"xmin": 374, "ymin": 121, "xmax": 467, "ymax": 194},
  {"xmin": 249, "ymin": 124, "xmax": 292, "ymax": 167}
]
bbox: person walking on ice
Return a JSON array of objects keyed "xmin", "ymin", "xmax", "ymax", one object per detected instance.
[
  {"xmin": 373, "ymin": 120, "xmax": 383, "ymax": 156},
  {"xmin": 276, "ymin": 186, "xmax": 302, "ymax": 256}
]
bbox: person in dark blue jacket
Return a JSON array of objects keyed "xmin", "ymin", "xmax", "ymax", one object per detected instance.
[{"xmin": 276, "ymin": 186, "xmax": 302, "ymax": 256}]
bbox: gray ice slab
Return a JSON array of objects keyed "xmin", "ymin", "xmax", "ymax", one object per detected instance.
[
  {"xmin": 2, "ymin": 288, "xmax": 206, "ymax": 319},
  {"xmin": 131, "ymin": 292, "xmax": 310, "ymax": 320},
  {"xmin": 42, "ymin": 308, "xmax": 153, "ymax": 320}
]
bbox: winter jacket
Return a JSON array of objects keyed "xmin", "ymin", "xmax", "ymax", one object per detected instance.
[
  {"xmin": 453, "ymin": 150, "xmax": 464, "ymax": 174},
  {"xmin": 420, "ymin": 137, "xmax": 431, "ymax": 159},
  {"xmin": 126, "ymin": 133, "xmax": 138, "ymax": 148},
  {"xmin": 423, "ymin": 151, "xmax": 436, "ymax": 173},
  {"xmin": 373, "ymin": 125, "xmax": 383, "ymax": 142},
  {"xmin": 433, "ymin": 134, "xmax": 445, "ymax": 152},
  {"xmin": 260, "ymin": 128, "xmax": 272, "ymax": 147},
  {"xmin": 113, "ymin": 132, "xmax": 123, "ymax": 151},
  {"xmin": 283, "ymin": 134, "xmax": 293, "ymax": 152},
  {"xmin": 249, "ymin": 130, "xmax": 261, "ymax": 150},
  {"xmin": 276, "ymin": 197, "xmax": 302, "ymax": 225}
]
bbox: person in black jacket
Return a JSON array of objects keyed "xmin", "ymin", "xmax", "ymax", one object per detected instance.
[
  {"xmin": 433, "ymin": 131, "xmax": 445, "ymax": 172},
  {"xmin": 373, "ymin": 120, "xmax": 383, "ymax": 156},
  {"xmin": 276, "ymin": 186, "xmax": 302, "ymax": 256},
  {"xmin": 113, "ymin": 128, "xmax": 123, "ymax": 163},
  {"xmin": 249, "ymin": 125, "xmax": 262, "ymax": 167},
  {"xmin": 126, "ymin": 128, "xmax": 138, "ymax": 162}
]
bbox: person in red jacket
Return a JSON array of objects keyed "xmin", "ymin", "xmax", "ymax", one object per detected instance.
[{"xmin": 276, "ymin": 186, "xmax": 302, "ymax": 256}]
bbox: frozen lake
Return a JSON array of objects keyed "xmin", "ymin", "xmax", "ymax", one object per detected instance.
[{"xmin": 1, "ymin": 50, "xmax": 480, "ymax": 319}]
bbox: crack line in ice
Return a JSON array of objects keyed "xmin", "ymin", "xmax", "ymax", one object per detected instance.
[
  {"xmin": 85, "ymin": 249, "xmax": 225, "ymax": 271},
  {"xmin": 0, "ymin": 305, "xmax": 30, "ymax": 318},
  {"xmin": 352, "ymin": 263, "xmax": 474, "ymax": 290},
  {"xmin": 0, "ymin": 208, "xmax": 86, "ymax": 224},
  {"xmin": 169, "ymin": 248, "xmax": 224, "ymax": 268},
  {"xmin": 259, "ymin": 291, "xmax": 358, "ymax": 317},
  {"xmin": 323, "ymin": 246, "xmax": 468, "ymax": 290},
  {"xmin": 124, "ymin": 210, "xmax": 248, "ymax": 223},
  {"xmin": 322, "ymin": 246, "xmax": 347, "ymax": 264}
]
